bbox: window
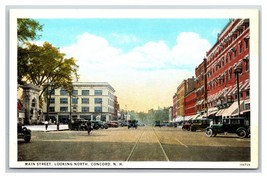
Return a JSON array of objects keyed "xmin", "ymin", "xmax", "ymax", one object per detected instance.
[
  {"xmin": 95, "ymin": 98, "xmax": 102, "ymax": 104},
  {"xmin": 245, "ymin": 38, "xmax": 249, "ymax": 49},
  {"xmin": 60, "ymin": 107, "xmax": 68, "ymax": 112},
  {"xmin": 48, "ymin": 89, "xmax": 55, "ymax": 95},
  {"xmin": 49, "ymin": 107, "xmax": 55, "ymax": 112},
  {"xmin": 82, "ymin": 98, "xmax": 89, "ymax": 104},
  {"xmin": 60, "ymin": 89, "xmax": 68, "ymax": 95},
  {"xmin": 49, "ymin": 98, "xmax": 55, "ymax": 104},
  {"xmin": 31, "ymin": 98, "xmax": 36, "ymax": 107},
  {"xmin": 60, "ymin": 98, "xmax": 68, "ymax": 104},
  {"xmin": 239, "ymin": 42, "xmax": 242, "ymax": 54},
  {"xmin": 95, "ymin": 90, "xmax": 102, "ymax": 95},
  {"xmin": 82, "ymin": 90, "xmax": 89, "ymax": 96},
  {"xmin": 81, "ymin": 106, "xmax": 89, "ymax": 112},
  {"xmin": 246, "ymin": 90, "xmax": 250, "ymax": 98},
  {"xmin": 72, "ymin": 90, "xmax": 78, "ymax": 96},
  {"xmin": 95, "ymin": 106, "xmax": 102, "ymax": 112},
  {"xmin": 72, "ymin": 98, "xmax": 78, "ymax": 104},
  {"xmin": 233, "ymin": 48, "xmax": 236, "ymax": 58}
]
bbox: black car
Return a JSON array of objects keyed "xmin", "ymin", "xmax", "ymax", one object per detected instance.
[
  {"xmin": 155, "ymin": 120, "xmax": 162, "ymax": 127},
  {"xmin": 205, "ymin": 117, "xmax": 250, "ymax": 138},
  {"xmin": 70, "ymin": 119, "xmax": 87, "ymax": 130},
  {"xmin": 92, "ymin": 120, "xmax": 108, "ymax": 129},
  {"xmin": 190, "ymin": 118, "xmax": 210, "ymax": 132},
  {"xmin": 128, "ymin": 120, "xmax": 138, "ymax": 129},
  {"xmin": 18, "ymin": 124, "xmax": 31, "ymax": 143}
]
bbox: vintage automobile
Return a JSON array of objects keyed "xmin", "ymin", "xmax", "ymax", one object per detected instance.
[
  {"xmin": 70, "ymin": 119, "xmax": 88, "ymax": 130},
  {"xmin": 182, "ymin": 121, "xmax": 192, "ymax": 131},
  {"xmin": 128, "ymin": 120, "xmax": 138, "ymax": 129},
  {"xmin": 18, "ymin": 124, "xmax": 31, "ymax": 143},
  {"xmin": 190, "ymin": 118, "xmax": 210, "ymax": 132},
  {"xmin": 106, "ymin": 121, "xmax": 119, "ymax": 128},
  {"xmin": 92, "ymin": 120, "xmax": 108, "ymax": 129},
  {"xmin": 205, "ymin": 117, "xmax": 250, "ymax": 138},
  {"xmin": 154, "ymin": 120, "xmax": 162, "ymax": 127}
]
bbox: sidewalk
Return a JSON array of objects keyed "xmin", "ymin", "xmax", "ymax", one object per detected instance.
[{"xmin": 24, "ymin": 124, "xmax": 69, "ymax": 132}]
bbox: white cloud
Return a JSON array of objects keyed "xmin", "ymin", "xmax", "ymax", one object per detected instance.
[
  {"xmin": 61, "ymin": 32, "xmax": 211, "ymax": 111},
  {"xmin": 172, "ymin": 32, "xmax": 211, "ymax": 66},
  {"xmin": 110, "ymin": 33, "xmax": 140, "ymax": 44}
]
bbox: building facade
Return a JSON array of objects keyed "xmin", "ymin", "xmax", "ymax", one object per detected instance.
[
  {"xmin": 172, "ymin": 93, "xmax": 178, "ymax": 120},
  {"xmin": 195, "ymin": 58, "xmax": 207, "ymax": 115},
  {"xmin": 184, "ymin": 89, "xmax": 196, "ymax": 116},
  {"xmin": 42, "ymin": 82, "xmax": 117, "ymax": 123},
  {"xmin": 175, "ymin": 77, "xmax": 195, "ymax": 119},
  {"xmin": 206, "ymin": 19, "xmax": 250, "ymax": 119}
]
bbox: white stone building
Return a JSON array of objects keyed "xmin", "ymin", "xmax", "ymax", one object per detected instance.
[{"xmin": 42, "ymin": 82, "xmax": 116, "ymax": 123}]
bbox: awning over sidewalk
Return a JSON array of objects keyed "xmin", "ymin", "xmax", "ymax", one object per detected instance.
[
  {"xmin": 222, "ymin": 100, "xmax": 245, "ymax": 117},
  {"xmin": 215, "ymin": 109, "xmax": 226, "ymax": 116},
  {"xmin": 208, "ymin": 107, "xmax": 218, "ymax": 116}
]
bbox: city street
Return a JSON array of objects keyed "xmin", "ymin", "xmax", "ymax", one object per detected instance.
[{"xmin": 18, "ymin": 126, "xmax": 250, "ymax": 162}]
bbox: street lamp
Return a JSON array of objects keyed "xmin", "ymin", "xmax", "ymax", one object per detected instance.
[
  {"xmin": 100, "ymin": 100, "xmax": 102, "ymax": 121},
  {"xmin": 234, "ymin": 64, "xmax": 242, "ymax": 117}
]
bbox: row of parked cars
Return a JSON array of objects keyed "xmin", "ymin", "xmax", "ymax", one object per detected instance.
[
  {"xmin": 181, "ymin": 116, "xmax": 250, "ymax": 138},
  {"xmin": 70, "ymin": 119, "xmax": 140, "ymax": 131}
]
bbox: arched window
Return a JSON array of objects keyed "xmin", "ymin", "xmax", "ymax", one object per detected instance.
[{"xmin": 31, "ymin": 98, "xmax": 36, "ymax": 107}]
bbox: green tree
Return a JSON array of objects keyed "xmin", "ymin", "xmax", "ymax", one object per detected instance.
[
  {"xmin": 18, "ymin": 42, "xmax": 79, "ymax": 107},
  {"xmin": 17, "ymin": 18, "xmax": 43, "ymax": 85},
  {"xmin": 17, "ymin": 18, "xmax": 43, "ymax": 44}
]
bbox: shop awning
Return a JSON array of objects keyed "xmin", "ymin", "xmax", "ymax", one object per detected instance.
[
  {"xmin": 222, "ymin": 100, "xmax": 245, "ymax": 117},
  {"xmin": 240, "ymin": 79, "xmax": 249, "ymax": 91},
  {"xmin": 222, "ymin": 101, "xmax": 237, "ymax": 117},
  {"xmin": 215, "ymin": 109, "xmax": 226, "ymax": 116},
  {"xmin": 208, "ymin": 107, "xmax": 218, "ymax": 116}
]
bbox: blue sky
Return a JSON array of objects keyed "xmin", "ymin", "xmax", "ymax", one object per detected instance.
[
  {"xmin": 37, "ymin": 18, "xmax": 229, "ymax": 51},
  {"xmin": 34, "ymin": 18, "xmax": 230, "ymax": 112}
]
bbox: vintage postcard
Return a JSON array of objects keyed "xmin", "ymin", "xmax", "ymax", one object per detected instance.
[{"xmin": 9, "ymin": 7, "xmax": 259, "ymax": 169}]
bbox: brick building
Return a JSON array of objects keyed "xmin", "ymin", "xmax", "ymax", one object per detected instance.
[
  {"xmin": 195, "ymin": 58, "xmax": 207, "ymax": 115},
  {"xmin": 184, "ymin": 89, "xmax": 196, "ymax": 116},
  {"xmin": 206, "ymin": 19, "xmax": 250, "ymax": 119}
]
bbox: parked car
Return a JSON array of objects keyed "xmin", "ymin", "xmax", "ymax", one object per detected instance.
[
  {"xmin": 18, "ymin": 124, "xmax": 31, "ymax": 143},
  {"xmin": 106, "ymin": 121, "xmax": 119, "ymax": 128},
  {"xmin": 205, "ymin": 117, "xmax": 250, "ymax": 138},
  {"xmin": 128, "ymin": 120, "xmax": 138, "ymax": 129},
  {"xmin": 92, "ymin": 120, "xmax": 108, "ymax": 129},
  {"xmin": 155, "ymin": 120, "xmax": 162, "ymax": 127},
  {"xmin": 182, "ymin": 121, "xmax": 192, "ymax": 131},
  {"xmin": 70, "ymin": 119, "xmax": 87, "ymax": 130},
  {"xmin": 190, "ymin": 118, "xmax": 210, "ymax": 132}
]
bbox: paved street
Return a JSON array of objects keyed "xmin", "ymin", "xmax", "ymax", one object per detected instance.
[{"xmin": 18, "ymin": 126, "xmax": 250, "ymax": 162}]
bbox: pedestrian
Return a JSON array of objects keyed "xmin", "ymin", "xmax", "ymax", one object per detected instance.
[
  {"xmin": 210, "ymin": 120, "xmax": 213, "ymax": 126},
  {"xmin": 44, "ymin": 120, "xmax": 49, "ymax": 131},
  {"xmin": 87, "ymin": 120, "xmax": 92, "ymax": 135}
]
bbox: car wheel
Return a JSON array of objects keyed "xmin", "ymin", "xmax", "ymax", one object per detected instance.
[
  {"xmin": 24, "ymin": 136, "xmax": 31, "ymax": 143},
  {"xmin": 205, "ymin": 128, "xmax": 213, "ymax": 137},
  {"xmin": 237, "ymin": 128, "xmax": 247, "ymax": 138}
]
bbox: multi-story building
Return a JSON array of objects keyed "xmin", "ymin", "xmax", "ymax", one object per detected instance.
[
  {"xmin": 206, "ymin": 19, "xmax": 250, "ymax": 120},
  {"xmin": 42, "ymin": 82, "xmax": 116, "ymax": 123},
  {"xmin": 184, "ymin": 89, "xmax": 196, "ymax": 116},
  {"xmin": 175, "ymin": 77, "xmax": 195, "ymax": 119},
  {"xmin": 172, "ymin": 93, "xmax": 178, "ymax": 120},
  {"xmin": 195, "ymin": 58, "xmax": 207, "ymax": 115}
]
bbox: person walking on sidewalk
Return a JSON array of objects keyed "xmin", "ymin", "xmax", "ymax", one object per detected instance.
[
  {"xmin": 44, "ymin": 120, "xmax": 49, "ymax": 131},
  {"xmin": 87, "ymin": 120, "xmax": 92, "ymax": 135}
]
